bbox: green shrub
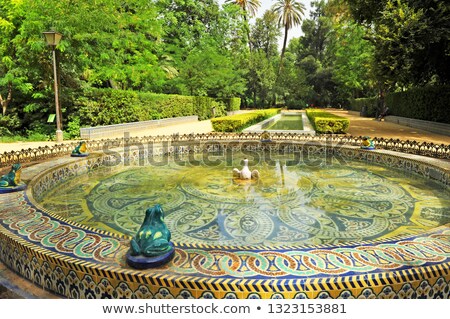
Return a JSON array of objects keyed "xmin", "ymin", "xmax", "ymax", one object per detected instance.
[
  {"xmin": 0, "ymin": 113, "xmax": 21, "ymax": 134},
  {"xmin": 193, "ymin": 96, "xmax": 227, "ymax": 120},
  {"xmin": 286, "ymin": 99, "xmax": 307, "ymax": 109},
  {"xmin": 27, "ymin": 132, "xmax": 51, "ymax": 141},
  {"xmin": 385, "ymin": 85, "xmax": 450, "ymax": 124},
  {"xmin": 350, "ymin": 86, "xmax": 450, "ymax": 123},
  {"xmin": 306, "ymin": 109, "xmax": 349, "ymax": 134},
  {"xmin": 211, "ymin": 100, "xmax": 227, "ymax": 118},
  {"xmin": 221, "ymin": 97, "xmax": 241, "ymax": 111},
  {"xmin": 66, "ymin": 115, "xmax": 81, "ymax": 139},
  {"xmin": 349, "ymin": 97, "xmax": 378, "ymax": 117},
  {"xmin": 211, "ymin": 108, "xmax": 280, "ymax": 132},
  {"xmin": 76, "ymin": 90, "xmax": 140, "ymax": 126},
  {"xmin": 76, "ymin": 89, "xmax": 237, "ymax": 127}
]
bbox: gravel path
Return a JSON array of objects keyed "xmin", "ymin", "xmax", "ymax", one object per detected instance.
[
  {"xmin": 326, "ymin": 109, "xmax": 450, "ymax": 145},
  {"xmin": 0, "ymin": 119, "xmax": 213, "ymax": 153}
]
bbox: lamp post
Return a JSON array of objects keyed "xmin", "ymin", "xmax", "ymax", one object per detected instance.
[{"xmin": 43, "ymin": 31, "xmax": 63, "ymax": 143}]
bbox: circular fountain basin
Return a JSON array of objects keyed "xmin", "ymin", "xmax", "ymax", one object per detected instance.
[
  {"xmin": 1, "ymin": 139, "xmax": 450, "ymax": 299},
  {"xmin": 37, "ymin": 153, "xmax": 449, "ymax": 247}
]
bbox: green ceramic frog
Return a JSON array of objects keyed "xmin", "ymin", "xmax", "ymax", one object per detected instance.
[
  {"xmin": 0, "ymin": 163, "xmax": 22, "ymax": 187},
  {"xmin": 130, "ymin": 205, "xmax": 173, "ymax": 257},
  {"xmin": 361, "ymin": 136, "xmax": 375, "ymax": 150},
  {"xmin": 71, "ymin": 141, "xmax": 88, "ymax": 156}
]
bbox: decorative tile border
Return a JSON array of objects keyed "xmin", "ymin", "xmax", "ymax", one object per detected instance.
[
  {"xmin": 0, "ymin": 138, "xmax": 450, "ymax": 298},
  {"xmin": 0, "ymin": 229, "xmax": 449, "ymax": 299}
]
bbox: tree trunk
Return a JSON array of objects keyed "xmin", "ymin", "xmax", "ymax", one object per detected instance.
[
  {"xmin": 278, "ymin": 25, "xmax": 289, "ymax": 76},
  {"xmin": 243, "ymin": 9, "xmax": 252, "ymax": 52},
  {"xmin": 0, "ymin": 82, "xmax": 12, "ymax": 116}
]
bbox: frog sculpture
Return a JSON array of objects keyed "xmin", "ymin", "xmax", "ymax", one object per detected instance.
[
  {"xmin": 71, "ymin": 141, "xmax": 89, "ymax": 157},
  {"xmin": 0, "ymin": 163, "xmax": 26, "ymax": 193},
  {"xmin": 260, "ymin": 131, "xmax": 272, "ymax": 142},
  {"xmin": 361, "ymin": 136, "xmax": 375, "ymax": 150},
  {"xmin": 126, "ymin": 204, "xmax": 175, "ymax": 269}
]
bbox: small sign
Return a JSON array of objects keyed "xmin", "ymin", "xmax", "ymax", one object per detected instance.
[{"xmin": 47, "ymin": 114, "xmax": 56, "ymax": 123}]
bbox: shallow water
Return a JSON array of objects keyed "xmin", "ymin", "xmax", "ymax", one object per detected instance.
[
  {"xmin": 266, "ymin": 115, "xmax": 304, "ymax": 130},
  {"xmin": 39, "ymin": 153, "xmax": 450, "ymax": 246}
]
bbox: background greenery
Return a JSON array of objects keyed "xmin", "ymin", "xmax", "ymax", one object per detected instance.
[{"xmin": 0, "ymin": 0, "xmax": 449, "ymax": 140}]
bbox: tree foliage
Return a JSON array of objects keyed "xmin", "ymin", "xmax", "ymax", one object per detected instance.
[
  {"xmin": 272, "ymin": 0, "xmax": 306, "ymax": 73},
  {"xmin": 225, "ymin": 0, "xmax": 261, "ymax": 50},
  {"xmin": 346, "ymin": 0, "xmax": 450, "ymax": 88},
  {"xmin": 0, "ymin": 0, "xmax": 448, "ymax": 137}
]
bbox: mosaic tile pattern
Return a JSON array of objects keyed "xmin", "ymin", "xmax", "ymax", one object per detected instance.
[
  {"xmin": 37, "ymin": 156, "xmax": 450, "ymax": 247},
  {"xmin": 0, "ymin": 233, "xmax": 449, "ymax": 299},
  {"xmin": 0, "ymin": 142, "xmax": 449, "ymax": 298}
]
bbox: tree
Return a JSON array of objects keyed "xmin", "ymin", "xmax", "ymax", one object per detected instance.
[
  {"xmin": 372, "ymin": 0, "xmax": 450, "ymax": 87},
  {"xmin": 272, "ymin": 0, "xmax": 306, "ymax": 75},
  {"xmin": 246, "ymin": 50, "xmax": 277, "ymax": 107},
  {"xmin": 225, "ymin": 0, "xmax": 261, "ymax": 50},
  {"xmin": 345, "ymin": 0, "xmax": 387, "ymax": 24},
  {"xmin": 179, "ymin": 42, "xmax": 247, "ymax": 97},
  {"xmin": 0, "ymin": 0, "xmax": 166, "ymax": 135},
  {"xmin": 298, "ymin": 1, "xmax": 333, "ymax": 64},
  {"xmin": 326, "ymin": 1, "xmax": 375, "ymax": 100},
  {"xmin": 0, "ymin": 0, "xmax": 32, "ymax": 117},
  {"xmin": 275, "ymin": 42, "xmax": 312, "ymax": 108},
  {"xmin": 250, "ymin": 10, "xmax": 281, "ymax": 59},
  {"xmin": 346, "ymin": 0, "xmax": 450, "ymax": 87}
]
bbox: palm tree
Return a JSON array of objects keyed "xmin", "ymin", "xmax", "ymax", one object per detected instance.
[
  {"xmin": 272, "ymin": 0, "xmax": 306, "ymax": 74},
  {"xmin": 225, "ymin": 0, "xmax": 261, "ymax": 50}
]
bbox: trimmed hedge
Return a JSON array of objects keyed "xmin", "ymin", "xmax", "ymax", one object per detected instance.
[
  {"xmin": 221, "ymin": 97, "xmax": 241, "ymax": 111},
  {"xmin": 75, "ymin": 89, "xmax": 232, "ymax": 127},
  {"xmin": 349, "ymin": 97, "xmax": 378, "ymax": 117},
  {"xmin": 306, "ymin": 109, "xmax": 350, "ymax": 134},
  {"xmin": 349, "ymin": 85, "xmax": 450, "ymax": 123},
  {"xmin": 211, "ymin": 109, "xmax": 280, "ymax": 132},
  {"xmin": 385, "ymin": 86, "xmax": 450, "ymax": 124}
]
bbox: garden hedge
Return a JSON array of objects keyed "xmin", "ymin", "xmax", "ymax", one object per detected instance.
[
  {"xmin": 349, "ymin": 97, "xmax": 378, "ymax": 117},
  {"xmin": 384, "ymin": 86, "xmax": 450, "ymax": 124},
  {"xmin": 306, "ymin": 109, "xmax": 349, "ymax": 134},
  {"xmin": 211, "ymin": 109, "xmax": 280, "ymax": 132},
  {"xmin": 221, "ymin": 97, "xmax": 241, "ymax": 111},
  {"xmin": 75, "ymin": 88, "xmax": 236, "ymax": 127},
  {"xmin": 349, "ymin": 85, "xmax": 450, "ymax": 124}
]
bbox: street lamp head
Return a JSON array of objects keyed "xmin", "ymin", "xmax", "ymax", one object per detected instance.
[{"xmin": 43, "ymin": 31, "xmax": 62, "ymax": 47}]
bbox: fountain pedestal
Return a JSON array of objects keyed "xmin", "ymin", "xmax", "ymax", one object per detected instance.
[{"xmin": 126, "ymin": 242, "xmax": 175, "ymax": 269}]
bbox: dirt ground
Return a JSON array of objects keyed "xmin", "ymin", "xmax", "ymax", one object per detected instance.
[{"xmin": 326, "ymin": 109, "xmax": 450, "ymax": 145}]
